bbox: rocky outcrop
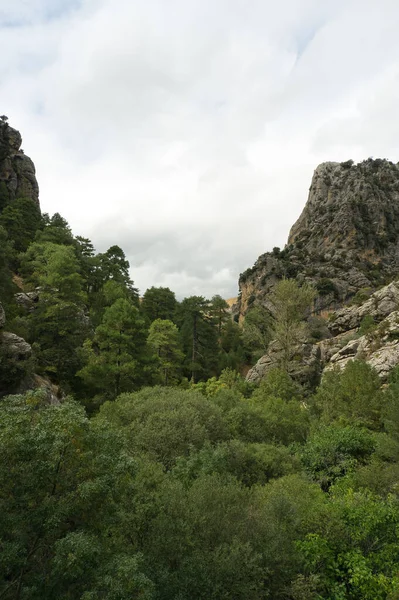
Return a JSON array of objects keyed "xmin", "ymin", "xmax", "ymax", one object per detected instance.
[
  {"xmin": 1, "ymin": 331, "xmax": 32, "ymax": 360},
  {"xmin": 15, "ymin": 291, "xmax": 39, "ymax": 312},
  {"xmin": 324, "ymin": 309, "xmax": 399, "ymax": 380},
  {"xmin": 237, "ymin": 158, "xmax": 399, "ymax": 322},
  {"xmin": 247, "ymin": 281, "xmax": 399, "ymax": 384},
  {"xmin": 329, "ymin": 281, "xmax": 399, "ymax": 334},
  {"xmin": 0, "ymin": 119, "xmax": 39, "ymax": 208},
  {"xmin": 246, "ymin": 339, "xmax": 320, "ymax": 388}
]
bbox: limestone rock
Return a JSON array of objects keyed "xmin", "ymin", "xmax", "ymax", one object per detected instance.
[
  {"xmin": 1, "ymin": 331, "xmax": 32, "ymax": 359},
  {"xmin": 324, "ymin": 309, "xmax": 399, "ymax": 380},
  {"xmin": 31, "ymin": 374, "xmax": 63, "ymax": 405},
  {"xmin": 15, "ymin": 291, "xmax": 39, "ymax": 312},
  {"xmin": 0, "ymin": 303, "xmax": 5, "ymax": 328},
  {"xmin": 329, "ymin": 281, "xmax": 399, "ymax": 334},
  {"xmin": 0, "ymin": 120, "xmax": 39, "ymax": 207},
  {"xmin": 246, "ymin": 339, "xmax": 320, "ymax": 387}
]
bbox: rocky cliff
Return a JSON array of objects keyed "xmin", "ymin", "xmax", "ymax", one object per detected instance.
[
  {"xmin": 238, "ymin": 159, "xmax": 399, "ymax": 321},
  {"xmin": 247, "ymin": 279, "xmax": 399, "ymax": 385},
  {"xmin": 0, "ymin": 118, "xmax": 39, "ymax": 208}
]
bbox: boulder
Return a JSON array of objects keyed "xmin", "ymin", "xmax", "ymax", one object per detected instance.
[
  {"xmin": 1, "ymin": 331, "xmax": 32, "ymax": 359},
  {"xmin": 15, "ymin": 291, "xmax": 39, "ymax": 312}
]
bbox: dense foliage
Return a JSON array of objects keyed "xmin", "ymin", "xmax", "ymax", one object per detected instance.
[
  {"xmin": 2, "ymin": 201, "xmax": 399, "ymax": 598},
  {"xmin": 2, "ymin": 363, "xmax": 399, "ymax": 599}
]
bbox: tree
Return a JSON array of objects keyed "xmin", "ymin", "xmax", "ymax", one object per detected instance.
[
  {"xmin": 312, "ymin": 360, "xmax": 382, "ymax": 429},
  {"xmin": 269, "ymin": 279, "xmax": 315, "ymax": 369},
  {"xmin": 0, "ymin": 225, "xmax": 15, "ymax": 314},
  {"xmin": 78, "ymin": 298, "xmax": 149, "ymax": 402},
  {"xmin": 295, "ymin": 488, "xmax": 399, "ymax": 599},
  {"xmin": 242, "ymin": 305, "xmax": 273, "ymax": 360},
  {"xmin": 74, "ymin": 235, "xmax": 97, "ymax": 293},
  {"xmin": 141, "ymin": 287, "xmax": 177, "ymax": 323},
  {"xmin": 147, "ymin": 319, "xmax": 184, "ymax": 385},
  {"xmin": 0, "ymin": 393, "xmax": 153, "ymax": 599},
  {"xmin": 0, "ymin": 197, "xmax": 42, "ymax": 257},
  {"xmin": 97, "ymin": 245, "xmax": 138, "ymax": 295},
  {"xmin": 301, "ymin": 425, "xmax": 376, "ymax": 491},
  {"xmin": 0, "ymin": 181, "xmax": 10, "ymax": 212},
  {"xmin": 219, "ymin": 320, "xmax": 246, "ymax": 371},
  {"xmin": 209, "ymin": 295, "xmax": 229, "ymax": 336},
  {"xmin": 36, "ymin": 212, "xmax": 75, "ymax": 246},
  {"xmin": 177, "ymin": 296, "xmax": 219, "ymax": 382},
  {"xmin": 24, "ymin": 243, "xmax": 88, "ymax": 388}
]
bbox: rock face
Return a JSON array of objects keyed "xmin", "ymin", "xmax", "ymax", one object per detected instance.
[
  {"xmin": 246, "ymin": 338, "xmax": 320, "ymax": 388},
  {"xmin": 0, "ymin": 119, "xmax": 39, "ymax": 207},
  {"xmin": 329, "ymin": 281, "xmax": 399, "ymax": 334},
  {"xmin": 246, "ymin": 280, "xmax": 399, "ymax": 384},
  {"xmin": 15, "ymin": 291, "xmax": 39, "ymax": 312},
  {"xmin": 0, "ymin": 331, "xmax": 32, "ymax": 360},
  {"xmin": 238, "ymin": 159, "xmax": 399, "ymax": 322}
]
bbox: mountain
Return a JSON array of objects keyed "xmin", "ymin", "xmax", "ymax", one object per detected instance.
[
  {"xmin": 237, "ymin": 158, "xmax": 399, "ymax": 322},
  {"xmin": 239, "ymin": 158, "xmax": 399, "ymax": 384}
]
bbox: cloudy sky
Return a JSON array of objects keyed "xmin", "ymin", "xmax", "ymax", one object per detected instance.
[{"xmin": 2, "ymin": 0, "xmax": 399, "ymax": 298}]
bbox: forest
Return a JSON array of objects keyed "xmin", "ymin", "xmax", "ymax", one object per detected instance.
[{"xmin": 2, "ymin": 197, "xmax": 399, "ymax": 599}]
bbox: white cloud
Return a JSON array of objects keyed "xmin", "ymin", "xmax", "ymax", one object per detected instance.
[{"xmin": 1, "ymin": 0, "xmax": 399, "ymax": 298}]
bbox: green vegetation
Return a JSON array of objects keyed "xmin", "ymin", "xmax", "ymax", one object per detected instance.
[
  {"xmin": 2, "ymin": 360, "xmax": 399, "ymax": 599},
  {"xmin": 2, "ymin": 184, "xmax": 399, "ymax": 598}
]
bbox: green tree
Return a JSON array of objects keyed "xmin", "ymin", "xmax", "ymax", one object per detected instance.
[
  {"xmin": 0, "ymin": 197, "xmax": 41, "ymax": 257},
  {"xmin": 35, "ymin": 212, "xmax": 75, "ymax": 246},
  {"xmin": 147, "ymin": 319, "xmax": 184, "ymax": 385},
  {"xmin": 141, "ymin": 286, "xmax": 177, "ymax": 323},
  {"xmin": 0, "ymin": 225, "xmax": 16, "ymax": 314},
  {"xmin": 295, "ymin": 488, "xmax": 399, "ymax": 599},
  {"xmin": 0, "ymin": 392, "xmax": 153, "ymax": 600},
  {"xmin": 177, "ymin": 296, "xmax": 219, "ymax": 382},
  {"xmin": 78, "ymin": 298, "xmax": 149, "ymax": 403},
  {"xmin": 269, "ymin": 279, "xmax": 315, "ymax": 369},
  {"xmin": 242, "ymin": 305, "xmax": 273, "ymax": 360},
  {"xmin": 301, "ymin": 425, "xmax": 376, "ymax": 491},
  {"xmin": 74, "ymin": 235, "xmax": 97, "ymax": 294},
  {"xmin": 313, "ymin": 360, "xmax": 382, "ymax": 429},
  {"xmin": 98, "ymin": 387, "xmax": 229, "ymax": 470},
  {"xmin": 219, "ymin": 320, "xmax": 246, "ymax": 371},
  {"xmin": 26, "ymin": 244, "xmax": 88, "ymax": 387},
  {"xmin": 210, "ymin": 295, "xmax": 229, "ymax": 336},
  {"xmin": 0, "ymin": 180, "xmax": 10, "ymax": 212},
  {"xmin": 97, "ymin": 245, "xmax": 138, "ymax": 297}
]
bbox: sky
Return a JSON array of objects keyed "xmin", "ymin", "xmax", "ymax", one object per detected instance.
[{"xmin": 2, "ymin": 0, "xmax": 399, "ymax": 299}]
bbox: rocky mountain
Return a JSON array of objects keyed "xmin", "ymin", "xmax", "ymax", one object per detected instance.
[
  {"xmin": 238, "ymin": 159, "xmax": 399, "ymax": 322},
  {"xmin": 0, "ymin": 118, "xmax": 39, "ymax": 208},
  {"xmin": 241, "ymin": 158, "xmax": 399, "ymax": 384}
]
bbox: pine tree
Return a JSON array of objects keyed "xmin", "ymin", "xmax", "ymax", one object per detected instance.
[
  {"xmin": 147, "ymin": 319, "xmax": 184, "ymax": 385},
  {"xmin": 78, "ymin": 298, "xmax": 149, "ymax": 402}
]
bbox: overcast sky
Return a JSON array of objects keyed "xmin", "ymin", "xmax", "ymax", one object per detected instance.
[{"xmin": 2, "ymin": 0, "xmax": 399, "ymax": 298}]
